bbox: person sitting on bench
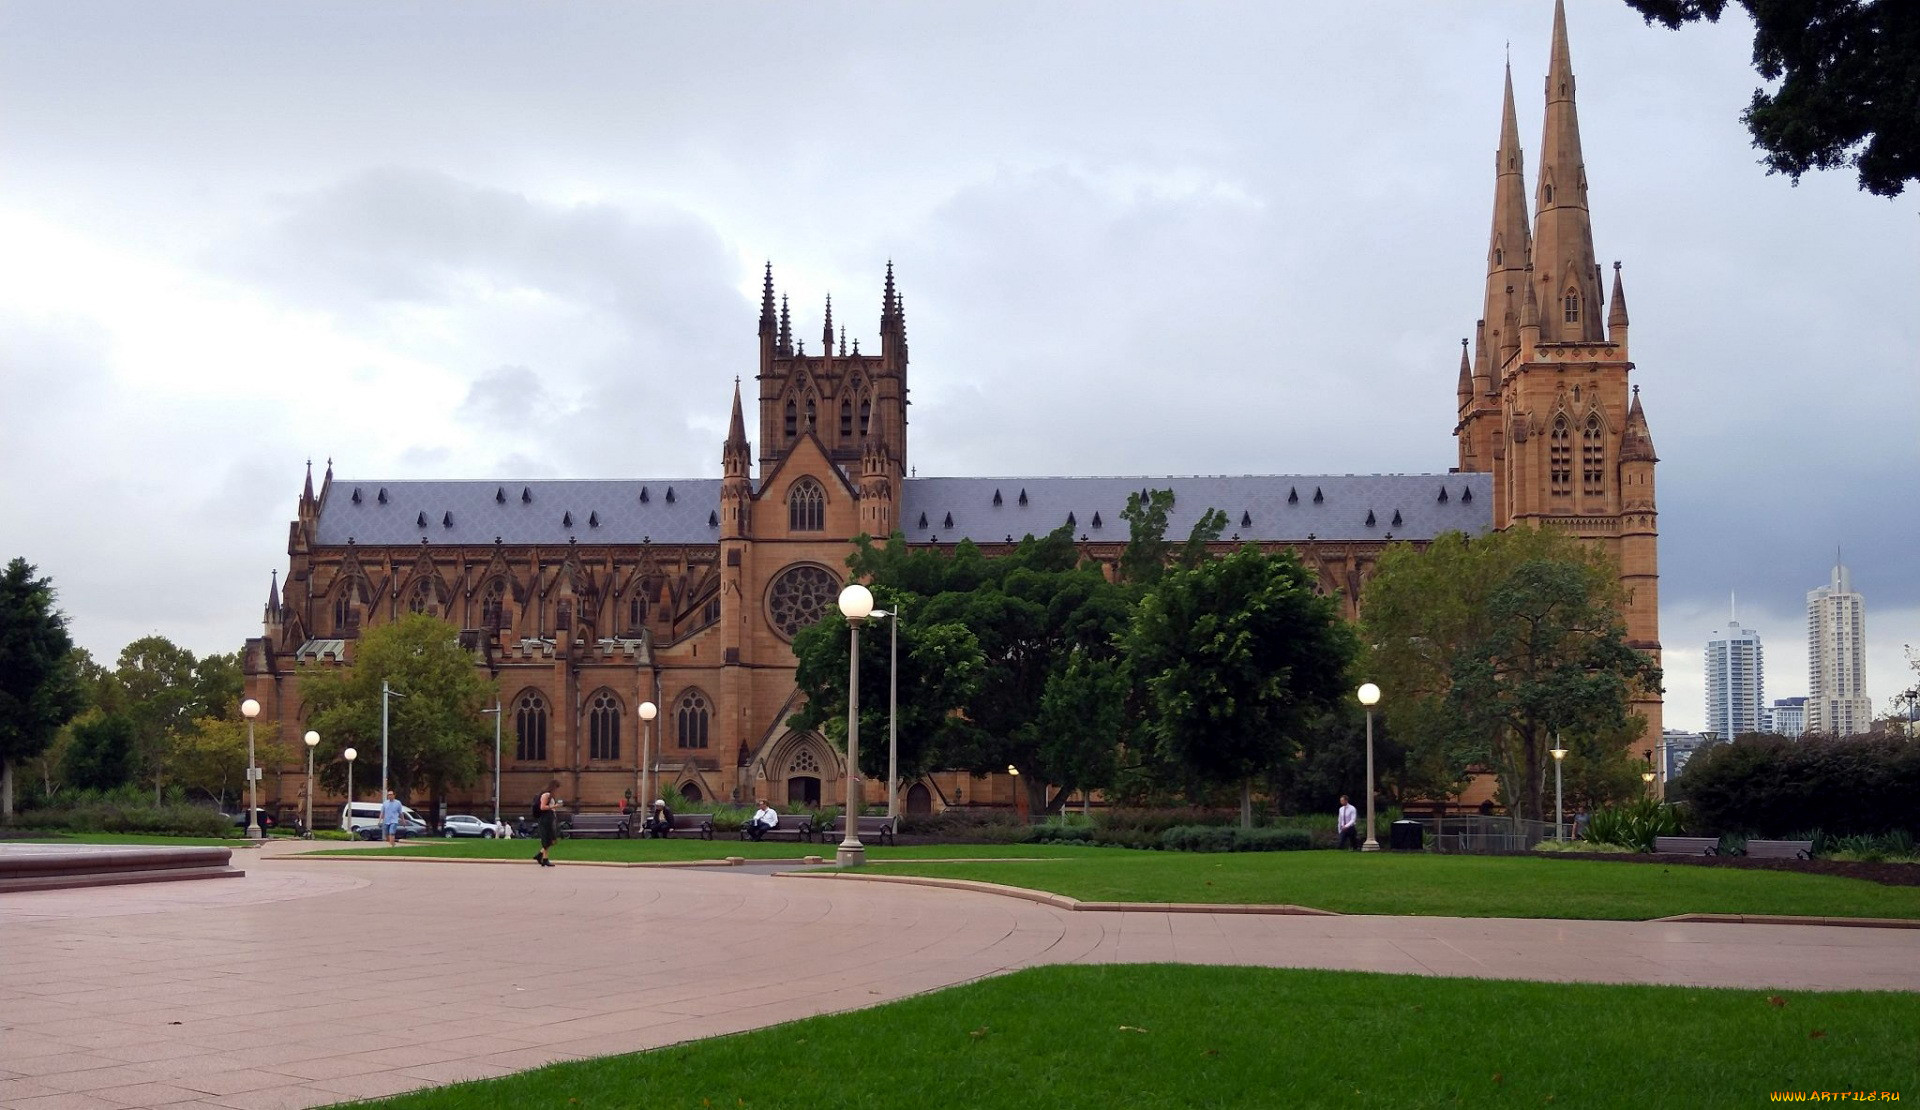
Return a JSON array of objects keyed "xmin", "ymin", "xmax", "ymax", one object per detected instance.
[
  {"xmin": 744, "ymin": 800, "xmax": 779, "ymax": 841},
  {"xmin": 643, "ymin": 799, "xmax": 675, "ymax": 838}
]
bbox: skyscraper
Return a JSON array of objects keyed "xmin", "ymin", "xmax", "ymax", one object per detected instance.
[
  {"xmin": 1806, "ymin": 562, "xmax": 1871, "ymax": 736},
  {"xmin": 1705, "ymin": 619, "xmax": 1764, "ymax": 740}
]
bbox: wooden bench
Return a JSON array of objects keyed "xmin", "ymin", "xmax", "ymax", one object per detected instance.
[
  {"xmin": 642, "ymin": 813, "xmax": 714, "ymax": 840},
  {"xmin": 1743, "ymin": 839, "xmax": 1813, "ymax": 860},
  {"xmin": 564, "ymin": 813, "xmax": 630, "ymax": 839},
  {"xmin": 737, "ymin": 817, "xmax": 814, "ymax": 843},
  {"xmin": 1653, "ymin": 836, "xmax": 1720, "ymax": 856},
  {"xmin": 817, "ymin": 815, "xmax": 897, "ymax": 847}
]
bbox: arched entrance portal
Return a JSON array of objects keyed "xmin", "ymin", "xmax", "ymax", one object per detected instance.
[
  {"xmin": 680, "ymin": 782, "xmax": 704, "ymax": 804},
  {"xmin": 906, "ymin": 783, "xmax": 933, "ymax": 816},
  {"xmin": 787, "ymin": 776, "xmax": 821, "ymax": 808}
]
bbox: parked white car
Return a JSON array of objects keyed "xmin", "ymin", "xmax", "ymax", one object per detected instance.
[
  {"xmin": 340, "ymin": 801, "xmax": 427, "ymax": 840},
  {"xmin": 440, "ymin": 814, "xmax": 508, "ymax": 839}
]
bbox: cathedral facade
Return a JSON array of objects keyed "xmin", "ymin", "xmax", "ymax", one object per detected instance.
[{"xmin": 243, "ymin": 1, "xmax": 1660, "ymax": 817}]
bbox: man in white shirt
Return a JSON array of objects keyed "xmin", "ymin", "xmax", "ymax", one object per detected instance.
[
  {"xmin": 744, "ymin": 801, "xmax": 779, "ymax": 841},
  {"xmin": 1337, "ymin": 795, "xmax": 1359, "ymax": 850}
]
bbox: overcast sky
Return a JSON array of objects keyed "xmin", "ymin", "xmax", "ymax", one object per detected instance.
[{"xmin": 3, "ymin": 1, "xmax": 1914, "ymax": 731}]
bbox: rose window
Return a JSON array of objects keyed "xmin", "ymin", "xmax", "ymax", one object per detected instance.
[{"xmin": 768, "ymin": 564, "xmax": 839, "ymax": 639}]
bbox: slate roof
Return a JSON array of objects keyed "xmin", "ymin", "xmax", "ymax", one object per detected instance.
[
  {"xmin": 314, "ymin": 473, "xmax": 1493, "ymax": 547},
  {"xmin": 901, "ymin": 474, "xmax": 1493, "ymax": 544}
]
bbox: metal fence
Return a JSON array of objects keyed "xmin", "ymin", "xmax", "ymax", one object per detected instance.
[{"xmin": 1421, "ymin": 815, "xmax": 1564, "ymax": 854}]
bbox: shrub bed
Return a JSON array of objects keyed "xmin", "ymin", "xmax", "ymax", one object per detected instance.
[
  {"xmin": 1675, "ymin": 733, "xmax": 1920, "ymax": 838},
  {"xmin": 1160, "ymin": 825, "xmax": 1313, "ymax": 853},
  {"xmin": 11, "ymin": 802, "xmax": 232, "ymax": 838}
]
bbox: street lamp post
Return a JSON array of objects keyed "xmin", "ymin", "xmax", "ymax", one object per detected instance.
[
  {"xmin": 303, "ymin": 730, "xmax": 320, "ymax": 839},
  {"xmin": 480, "ymin": 703, "xmax": 502, "ymax": 827},
  {"xmin": 240, "ymin": 698, "xmax": 263, "ymax": 839},
  {"xmin": 343, "ymin": 747, "xmax": 358, "ymax": 829},
  {"xmin": 380, "ymin": 681, "xmax": 407, "ymax": 803},
  {"xmin": 1356, "ymin": 683, "xmax": 1381, "ymax": 851},
  {"xmin": 1643, "ymin": 747, "xmax": 1657, "ymax": 795},
  {"xmin": 1549, "ymin": 741, "xmax": 1568, "ymax": 842},
  {"xmin": 638, "ymin": 701, "xmax": 658, "ymax": 807},
  {"xmin": 866, "ymin": 604, "xmax": 901, "ymax": 821},
  {"xmin": 836, "ymin": 583, "xmax": 874, "ymax": 867}
]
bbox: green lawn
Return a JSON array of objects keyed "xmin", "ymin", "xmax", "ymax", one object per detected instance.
[
  {"xmin": 341, "ymin": 964, "xmax": 1920, "ymax": 1109},
  {"xmin": 307, "ymin": 838, "xmax": 1067, "ymax": 863},
  {"xmin": 2, "ymin": 832, "xmax": 246, "ymax": 846},
  {"xmin": 869, "ymin": 849, "xmax": 1920, "ymax": 921}
]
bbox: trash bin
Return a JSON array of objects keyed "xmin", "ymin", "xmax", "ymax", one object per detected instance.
[{"xmin": 1389, "ymin": 820, "xmax": 1424, "ymax": 851}]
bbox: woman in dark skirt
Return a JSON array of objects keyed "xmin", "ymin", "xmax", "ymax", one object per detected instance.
[{"xmin": 535, "ymin": 779, "xmax": 561, "ymax": 867}]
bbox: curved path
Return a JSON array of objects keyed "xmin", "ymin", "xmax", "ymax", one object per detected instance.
[{"xmin": 2, "ymin": 852, "xmax": 1916, "ymax": 1110}]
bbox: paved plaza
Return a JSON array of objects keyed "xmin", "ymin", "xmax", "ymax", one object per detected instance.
[{"xmin": 3, "ymin": 846, "xmax": 1918, "ymax": 1110}]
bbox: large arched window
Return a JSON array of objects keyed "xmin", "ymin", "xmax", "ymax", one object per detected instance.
[
  {"xmin": 628, "ymin": 594, "xmax": 647, "ymax": 632},
  {"xmin": 804, "ymin": 397, "xmax": 817, "ymax": 431},
  {"xmin": 1549, "ymin": 417, "xmax": 1572, "ymax": 496},
  {"xmin": 784, "ymin": 400, "xmax": 797, "ymax": 439},
  {"xmin": 859, "ymin": 397, "xmax": 871, "ymax": 436},
  {"xmin": 1563, "ymin": 291, "xmax": 1580, "ymax": 324},
  {"xmin": 408, "ymin": 577, "xmax": 437, "ymax": 615},
  {"xmin": 788, "ymin": 479, "xmax": 825, "ymax": 532},
  {"xmin": 676, "ymin": 689, "xmax": 711, "ymax": 750},
  {"xmin": 1581, "ymin": 413, "xmax": 1606, "ymax": 496},
  {"xmin": 839, "ymin": 399, "xmax": 853, "ymax": 438},
  {"xmin": 514, "ymin": 691, "xmax": 548, "ymax": 762},
  {"xmin": 333, "ymin": 590, "xmax": 352, "ymax": 634},
  {"xmin": 587, "ymin": 690, "xmax": 621, "ymax": 761}
]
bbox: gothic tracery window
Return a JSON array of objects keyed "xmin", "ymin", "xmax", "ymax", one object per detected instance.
[
  {"xmin": 767, "ymin": 563, "xmax": 838, "ymax": 639},
  {"xmin": 790, "ymin": 748, "xmax": 820, "ymax": 774},
  {"xmin": 1563, "ymin": 292, "xmax": 1580, "ymax": 323},
  {"xmin": 481, "ymin": 580, "xmax": 505, "ymax": 629},
  {"xmin": 676, "ymin": 689, "xmax": 711, "ymax": 750},
  {"xmin": 859, "ymin": 398, "xmax": 871, "ymax": 436},
  {"xmin": 1581, "ymin": 413, "xmax": 1606, "ymax": 496},
  {"xmin": 628, "ymin": 595, "xmax": 647, "ymax": 631},
  {"xmin": 784, "ymin": 400, "xmax": 797, "ymax": 439},
  {"xmin": 587, "ymin": 690, "xmax": 621, "ymax": 761},
  {"xmin": 1549, "ymin": 417, "xmax": 1572, "ymax": 496},
  {"xmin": 514, "ymin": 692, "xmax": 548, "ymax": 762},
  {"xmin": 788, "ymin": 478, "xmax": 825, "ymax": 532},
  {"xmin": 840, "ymin": 400, "xmax": 853, "ymax": 437},
  {"xmin": 333, "ymin": 591, "xmax": 351, "ymax": 633},
  {"xmin": 408, "ymin": 578, "xmax": 436, "ymax": 615}
]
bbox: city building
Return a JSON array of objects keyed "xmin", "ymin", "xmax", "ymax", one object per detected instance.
[
  {"xmin": 244, "ymin": 1, "xmax": 1662, "ymax": 815},
  {"xmin": 1765, "ymin": 696, "xmax": 1807, "ymax": 738},
  {"xmin": 1660, "ymin": 728, "xmax": 1711, "ymax": 784},
  {"xmin": 1806, "ymin": 562, "xmax": 1871, "ymax": 736},
  {"xmin": 1704, "ymin": 619, "xmax": 1764, "ymax": 740}
]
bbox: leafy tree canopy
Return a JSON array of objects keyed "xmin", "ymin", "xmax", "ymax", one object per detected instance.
[
  {"xmin": 1360, "ymin": 528, "xmax": 1660, "ymax": 822},
  {"xmin": 1625, "ymin": 0, "xmax": 1920, "ymax": 197},
  {"xmin": 0, "ymin": 558, "xmax": 85, "ymax": 814},
  {"xmin": 63, "ymin": 713, "xmax": 137, "ymax": 792},
  {"xmin": 301, "ymin": 614, "xmax": 495, "ymax": 813}
]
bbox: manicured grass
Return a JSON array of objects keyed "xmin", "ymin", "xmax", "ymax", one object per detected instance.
[
  {"xmin": 871, "ymin": 849, "xmax": 1920, "ymax": 921},
  {"xmin": 342, "ymin": 964, "xmax": 1920, "ymax": 1109},
  {"xmin": 307, "ymin": 838, "xmax": 1067, "ymax": 862}
]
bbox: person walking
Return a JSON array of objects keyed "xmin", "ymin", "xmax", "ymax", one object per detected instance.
[
  {"xmin": 1336, "ymin": 794, "xmax": 1360, "ymax": 850},
  {"xmin": 744, "ymin": 800, "xmax": 778, "ymax": 841},
  {"xmin": 380, "ymin": 790, "xmax": 403, "ymax": 847},
  {"xmin": 534, "ymin": 779, "xmax": 561, "ymax": 867}
]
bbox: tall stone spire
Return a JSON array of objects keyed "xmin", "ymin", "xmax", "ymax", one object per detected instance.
[
  {"xmin": 1620, "ymin": 385, "xmax": 1657, "ymax": 462},
  {"xmin": 822, "ymin": 294, "xmax": 834, "ymax": 353},
  {"xmin": 758, "ymin": 262, "xmax": 776, "ymax": 335},
  {"xmin": 1607, "ymin": 260, "xmax": 1630, "ymax": 344},
  {"xmin": 777, "ymin": 293, "xmax": 792, "ymax": 355},
  {"xmin": 1532, "ymin": 0, "xmax": 1603, "ymax": 343},
  {"xmin": 1482, "ymin": 60, "xmax": 1533, "ymax": 370},
  {"xmin": 1456, "ymin": 338, "xmax": 1472, "ymax": 407}
]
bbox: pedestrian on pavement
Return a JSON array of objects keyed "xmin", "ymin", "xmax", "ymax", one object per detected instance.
[
  {"xmin": 1337, "ymin": 795, "xmax": 1360, "ymax": 850},
  {"xmin": 380, "ymin": 790, "xmax": 402, "ymax": 847},
  {"xmin": 534, "ymin": 779, "xmax": 561, "ymax": 867}
]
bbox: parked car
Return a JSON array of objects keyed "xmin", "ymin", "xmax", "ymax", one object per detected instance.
[
  {"xmin": 226, "ymin": 808, "xmax": 278, "ymax": 832},
  {"xmin": 340, "ymin": 801, "xmax": 428, "ymax": 840},
  {"xmin": 440, "ymin": 814, "xmax": 506, "ymax": 838}
]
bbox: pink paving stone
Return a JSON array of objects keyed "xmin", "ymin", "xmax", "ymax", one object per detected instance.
[{"xmin": 3, "ymin": 852, "xmax": 1919, "ymax": 1110}]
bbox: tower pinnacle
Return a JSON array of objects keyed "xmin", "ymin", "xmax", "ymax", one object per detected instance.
[
  {"xmin": 759, "ymin": 262, "xmax": 775, "ymax": 333},
  {"xmin": 1533, "ymin": 0, "xmax": 1603, "ymax": 343},
  {"xmin": 1482, "ymin": 60, "xmax": 1533, "ymax": 373}
]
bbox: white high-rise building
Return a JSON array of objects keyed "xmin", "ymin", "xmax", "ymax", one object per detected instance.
[
  {"xmin": 1766, "ymin": 696, "xmax": 1808, "ymax": 737},
  {"xmin": 1704, "ymin": 619, "xmax": 1765, "ymax": 740},
  {"xmin": 1806, "ymin": 562, "xmax": 1871, "ymax": 736}
]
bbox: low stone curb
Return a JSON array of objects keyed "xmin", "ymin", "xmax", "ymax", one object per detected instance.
[
  {"xmin": 1653, "ymin": 913, "xmax": 1920, "ymax": 930},
  {"xmin": 776, "ymin": 869, "xmax": 1341, "ymax": 916}
]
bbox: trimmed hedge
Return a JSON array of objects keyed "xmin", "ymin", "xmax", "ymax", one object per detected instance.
[
  {"xmin": 1674, "ymin": 733, "xmax": 1920, "ymax": 838},
  {"xmin": 12, "ymin": 803, "xmax": 233, "ymax": 838},
  {"xmin": 1160, "ymin": 825, "xmax": 1313, "ymax": 853}
]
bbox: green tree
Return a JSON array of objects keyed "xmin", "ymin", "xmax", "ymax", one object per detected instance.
[
  {"xmin": 1036, "ymin": 653, "xmax": 1131, "ymax": 808},
  {"xmin": 301, "ymin": 614, "xmax": 496, "ymax": 820},
  {"xmin": 63, "ymin": 713, "xmax": 137, "ymax": 791},
  {"xmin": 1360, "ymin": 529, "xmax": 1661, "ymax": 824},
  {"xmin": 0, "ymin": 558, "xmax": 85, "ymax": 816},
  {"xmin": 111, "ymin": 635, "xmax": 201, "ymax": 802},
  {"xmin": 787, "ymin": 583, "xmax": 985, "ymax": 792},
  {"xmin": 169, "ymin": 714, "xmax": 253, "ymax": 807},
  {"xmin": 1128, "ymin": 545, "xmax": 1357, "ymax": 826},
  {"xmin": 1119, "ymin": 489, "xmax": 1176, "ymax": 586},
  {"xmin": 1268, "ymin": 706, "xmax": 1408, "ymax": 817},
  {"xmin": 1625, "ymin": 0, "xmax": 1920, "ymax": 197}
]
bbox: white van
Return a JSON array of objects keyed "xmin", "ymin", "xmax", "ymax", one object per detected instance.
[{"xmin": 340, "ymin": 801, "xmax": 427, "ymax": 840}]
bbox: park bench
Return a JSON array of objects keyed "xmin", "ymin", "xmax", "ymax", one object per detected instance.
[
  {"xmin": 564, "ymin": 813, "xmax": 630, "ymax": 839},
  {"xmin": 1653, "ymin": 836, "xmax": 1720, "ymax": 856},
  {"xmin": 644, "ymin": 813, "xmax": 714, "ymax": 840},
  {"xmin": 1742, "ymin": 839, "xmax": 1813, "ymax": 860},
  {"xmin": 815, "ymin": 815, "xmax": 897, "ymax": 847},
  {"xmin": 737, "ymin": 815, "xmax": 814, "ymax": 843}
]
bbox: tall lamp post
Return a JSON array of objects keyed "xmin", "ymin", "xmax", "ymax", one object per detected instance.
[
  {"xmin": 1643, "ymin": 747, "xmax": 1657, "ymax": 795},
  {"xmin": 866, "ymin": 603, "xmax": 900, "ymax": 821},
  {"xmin": 1356, "ymin": 683, "xmax": 1381, "ymax": 852},
  {"xmin": 638, "ymin": 701, "xmax": 658, "ymax": 806},
  {"xmin": 1549, "ymin": 741, "xmax": 1568, "ymax": 841},
  {"xmin": 240, "ymin": 698, "xmax": 263, "ymax": 839},
  {"xmin": 303, "ymin": 730, "xmax": 320, "ymax": 839},
  {"xmin": 480, "ymin": 702, "xmax": 502, "ymax": 828},
  {"xmin": 836, "ymin": 583, "xmax": 874, "ymax": 867},
  {"xmin": 343, "ymin": 747, "xmax": 358, "ymax": 828},
  {"xmin": 380, "ymin": 680, "xmax": 406, "ymax": 803}
]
